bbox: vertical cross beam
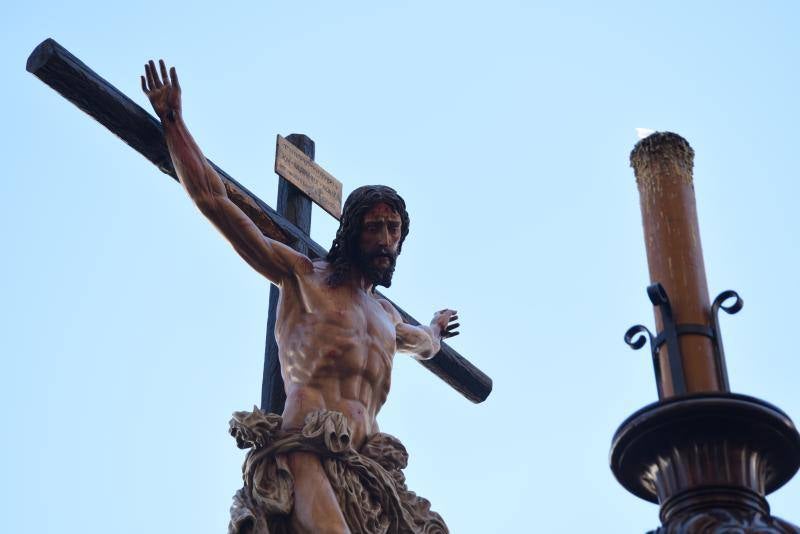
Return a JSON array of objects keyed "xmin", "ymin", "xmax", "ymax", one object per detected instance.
[{"xmin": 260, "ymin": 134, "xmax": 314, "ymax": 413}]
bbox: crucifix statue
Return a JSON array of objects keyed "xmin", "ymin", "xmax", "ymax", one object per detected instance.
[
  {"xmin": 27, "ymin": 36, "xmax": 492, "ymax": 534},
  {"xmin": 141, "ymin": 59, "xmax": 456, "ymax": 533}
]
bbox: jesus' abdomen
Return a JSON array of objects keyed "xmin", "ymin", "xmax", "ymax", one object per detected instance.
[{"xmin": 274, "ymin": 274, "xmax": 396, "ymax": 449}]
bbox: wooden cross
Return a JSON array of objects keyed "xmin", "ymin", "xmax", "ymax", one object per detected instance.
[{"xmin": 26, "ymin": 38, "xmax": 492, "ymax": 406}]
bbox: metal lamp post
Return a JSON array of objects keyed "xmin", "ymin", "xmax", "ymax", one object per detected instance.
[{"xmin": 610, "ymin": 132, "xmax": 800, "ymax": 532}]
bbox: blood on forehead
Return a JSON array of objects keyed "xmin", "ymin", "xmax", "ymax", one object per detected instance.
[{"xmin": 362, "ymin": 203, "xmax": 401, "ymax": 223}]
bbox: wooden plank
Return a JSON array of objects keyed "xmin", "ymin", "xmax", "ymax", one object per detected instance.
[
  {"xmin": 26, "ymin": 37, "xmax": 492, "ymax": 404},
  {"xmin": 25, "ymin": 38, "xmax": 304, "ymax": 249},
  {"xmin": 275, "ymin": 135, "xmax": 342, "ymax": 219},
  {"xmin": 384, "ymin": 297, "xmax": 492, "ymax": 402}
]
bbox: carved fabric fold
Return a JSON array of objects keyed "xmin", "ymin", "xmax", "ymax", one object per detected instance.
[{"xmin": 228, "ymin": 408, "xmax": 448, "ymax": 534}]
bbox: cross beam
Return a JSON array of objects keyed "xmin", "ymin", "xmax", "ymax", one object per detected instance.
[{"xmin": 27, "ymin": 38, "xmax": 492, "ymax": 403}]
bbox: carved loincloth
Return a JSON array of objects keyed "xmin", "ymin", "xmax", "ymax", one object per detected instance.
[{"xmin": 228, "ymin": 407, "xmax": 448, "ymax": 534}]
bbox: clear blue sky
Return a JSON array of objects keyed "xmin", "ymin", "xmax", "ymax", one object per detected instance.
[{"xmin": 2, "ymin": 1, "xmax": 798, "ymax": 532}]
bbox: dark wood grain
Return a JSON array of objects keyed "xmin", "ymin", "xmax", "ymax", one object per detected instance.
[
  {"xmin": 383, "ymin": 297, "xmax": 491, "ymax": 402},
  {"xmin": 261, "ymin": 134, "xmax": 315, "ymax": 414},
  {"xmin": 27, "ymin": 38, "xmax": 492, "ymax": 403}
]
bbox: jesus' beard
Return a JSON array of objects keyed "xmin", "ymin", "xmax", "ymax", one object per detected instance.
[{"xmin": 358, "ymin": 249, "xmax": 397, "ymax": 288}]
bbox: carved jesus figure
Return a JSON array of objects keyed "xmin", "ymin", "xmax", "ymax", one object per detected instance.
[{"xmin": 142, "ymin": 60, "xmax": 457, "ymax": 534}]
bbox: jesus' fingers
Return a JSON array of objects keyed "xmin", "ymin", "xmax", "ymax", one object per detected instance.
[
  {"xmin": 159, "ymin": 59, "xmax": 170, "ymax": 86},
  {"xmin": 148, "ymin": 60, "xmax": 162, "ymax": 88},
  {"xmin": 144, "ymin": 63, "xmax": 155, "ymax": 91},
  {"xmin": 170, "ymin": 66, "xmax": 180, "ymax": 90}
]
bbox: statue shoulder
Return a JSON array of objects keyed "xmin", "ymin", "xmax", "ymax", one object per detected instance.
[
  {"xmin": 290, "ymin": 258, "xmax": 332, "ymax": 285},
  {"xmin": 375, "ymin": 296, "xmax": 402, "ymax": 323}
]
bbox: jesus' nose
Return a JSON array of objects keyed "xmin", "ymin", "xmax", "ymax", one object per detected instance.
[{"xmin": 377, "ymin": 226, "xmax": 390, "ymax": 246}]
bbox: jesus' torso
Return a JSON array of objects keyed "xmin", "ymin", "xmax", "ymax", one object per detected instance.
[{"xmin": 274, "ymin": 260, "xmax": 397, "ymax": 449}]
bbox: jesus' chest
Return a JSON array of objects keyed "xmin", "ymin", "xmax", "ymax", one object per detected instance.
[{"xmin": 275, "ymin": 280, "xmax": 398, "ymax": 354}]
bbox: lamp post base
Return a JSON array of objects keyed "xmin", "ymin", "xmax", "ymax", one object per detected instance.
[{"xmin": 610, "ymin": 393, "xmax": 800, "ymax": 532}]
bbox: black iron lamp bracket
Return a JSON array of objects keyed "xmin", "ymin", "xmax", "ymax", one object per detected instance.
[{"xmin": 624, "ymin": 283, "xmax": 742, "ymax": 397}]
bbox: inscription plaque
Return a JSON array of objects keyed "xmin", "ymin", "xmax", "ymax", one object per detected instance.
[{"xmin": 275, "ymin": 135, "xmax": 342, "ymax": 219}]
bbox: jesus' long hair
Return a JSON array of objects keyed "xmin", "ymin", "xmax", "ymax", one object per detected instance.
[{"xmin": 326, "ymin": 185, "xmax": 410, "ymax": 287}]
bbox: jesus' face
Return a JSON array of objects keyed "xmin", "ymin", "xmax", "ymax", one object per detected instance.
[{"xmin": 357, "ymin": 202, "xmax": 402, "ymax": 288}]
